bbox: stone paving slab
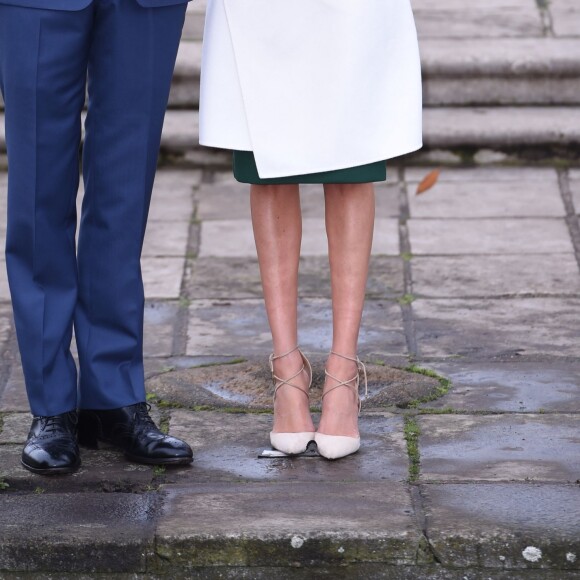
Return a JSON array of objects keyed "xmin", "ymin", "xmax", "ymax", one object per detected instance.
[
  {"xmin": 195, "ymin": 180, "xmax": 250, "ymax": 221},
  {"xmin": 196, "ymin": 180, "xmax": 401, "ymax": 221},
  {"xmin": 0, "ymin": 444, "xmax": 158, "ymax": 493},
  {"xmin": 149, "ymin": 169, "xmax": 199, "ymax": 220},
  {"xmin": 188, "ymin": 256, "xmax": 404, "ymax": 300},
  {"xmin": 148, "ymin": 190, "xmax": 193, "ymax": 223},
  {"xmin": 144, "ymin": 301, "xmax": 181, "ymax": 358},
  {"xmin": 405, "ymin": 167, "xmax": 559, "ymax": 183},
  {"xmin": 166, "ymin": 410, "xmax": 409, "ymax": 483},
  {"xmin": 408, "ymin": 218, "xmax": 573, "ymax": 255},
  {"xmin": 0, "ymin": 492, "xmax": 159, "ymax": 574},
  {"xmin": 418, "ymin": 414, "xmax": 580, "ymax": 483},
  {"xmin": 0, "ymin": 364, "xmax": 28, "ymax": 412},
  {"xmin": 154, "ymin": 167, "xmax": 202, "ymax": 191},
  {"xmin": 199, "ymin": 218, "xmax": 400, "ymax": 258},
  {"xmin": 0, "ymin": 260, "xmax": 8, "ymax": 302},
  {"xmin": 142, "ymin": 257, "xmax": 185, "ymax": 300},
  {"xmin": 413, "ymin": 297, "xmax": 580, "ymax": 358},
  {"xmin": 408, "ymin": 180, "xmax": 565, "ymax": 219},
  {"xmin": 411, "ymin": 254, "xmax": 580, "ymax": 298},
  {"xmin": 0, "ymin": 184, "xmax": 5, "ymax": 236},
  {"xmin": 422, "ymin": 484, "xmax": 580, "ymax": 571},
  {"xmin": 154, "ymin": 482, "xmax": 421, "ymax": 570},
  {"xmin": 570, "ymin": 174, "xmax": 580, "ymax": 214},
  {"xmin": 186, "ymin": 298, "xmax": 407, "ymax": 357},
  {"xmin": 0, "ymin": 302, "xmax": 11, "ymax": 349},
  {"xmin": 143, "ymin": 220, "xmax": 190, "ymax": 258},
  {"xmin": 419, "ymin": 360, "xmax": 580, "ymax": 413},
  {"xmin": 0, "ymin": 412, "xmax": 29, "ymax": 444}
]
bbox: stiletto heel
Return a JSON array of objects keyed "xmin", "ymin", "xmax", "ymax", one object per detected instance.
[
  {"xmin": 269, "ymin": 346, "xmax": 315, "ymax": 455},
  {"xmin": 77, "ymin": 410, "xmax": 101, "ymax": 449},
  {"xmin": 315, "ymin": 351, "xmax": 368, "ymax": 460}
]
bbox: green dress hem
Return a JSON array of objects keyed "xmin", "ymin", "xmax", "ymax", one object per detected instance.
[{"xmin": 233, "ymin": 151, "xmax": 387, "ymax": 185}]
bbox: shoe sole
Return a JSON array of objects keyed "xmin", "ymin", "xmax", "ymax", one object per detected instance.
[
  {"xmin": 79, "ymin": 436, "xmax": 193, "ymax": 466},
  {"xmin": 20, "ymin": 459, "xmax": 81, "ymax": 476},
  {"xmin": 124, "ymin": 453, "xmax": 193, "ymax": 466}
]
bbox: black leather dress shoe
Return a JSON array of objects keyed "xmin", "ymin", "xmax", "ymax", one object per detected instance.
[
  {"xmin": 77, "ymin": 403, "xmax": 193, "ymax": 466},
  {"xmin": 21, "ymin": 412, "xmax": 81, "ymax": 475}
]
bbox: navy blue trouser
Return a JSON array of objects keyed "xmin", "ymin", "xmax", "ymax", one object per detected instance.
[{"xmin": 0, "ymin": 0, "xmax": 186, "ymax": 416}]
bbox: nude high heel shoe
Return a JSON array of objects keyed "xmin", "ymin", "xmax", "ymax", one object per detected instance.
[
  {"xmin": 315, "ymin": 351, "xmax": 368, "ymax": 460},
  {"xmin": 269, "ymin": 346, "xmax": 315, "ymax": 455}
]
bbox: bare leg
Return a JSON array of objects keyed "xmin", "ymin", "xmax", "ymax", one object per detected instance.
[
  {"xmin": 317, "ymin": 182, "xmax": 375, "ymax": 437},
  {"xmin": 250, "ymin": 184, "xmax": 315, "ymax": 434}
]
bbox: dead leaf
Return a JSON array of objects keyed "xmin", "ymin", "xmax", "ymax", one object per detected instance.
[{"xmin": 416, "ymin": 169, "xmax": 441, "ymax": 195}]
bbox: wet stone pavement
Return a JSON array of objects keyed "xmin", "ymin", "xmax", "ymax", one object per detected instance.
[{"xmin": 0, "ymin": 165, "xmax": 579, "ymax": 579}]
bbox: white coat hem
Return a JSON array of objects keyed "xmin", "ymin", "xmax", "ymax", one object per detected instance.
[
  {"xmin": 198, "ymin": 137, "xmax": 252, "ymax": 152},
  {"xmin": 254, "ymin": 140, "xmax": 424, "ymax": 179},
  {"xmin": 198, "ymin": 138, "xmax": 424, "ymax": 179}
]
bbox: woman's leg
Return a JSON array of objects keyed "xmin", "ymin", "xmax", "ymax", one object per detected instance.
[
  {"xmin": 250, "ymin": 184, "xmax": 315, "ymax": 434},
  {"xmin": 318, "ymin": 183, "xmax": 375, "ymax": 437}
]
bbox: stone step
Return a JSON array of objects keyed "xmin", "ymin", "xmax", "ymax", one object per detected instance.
[
  {"xmin": 148, "ymin": 106, "xmax": 580, "ymax": 167},
  {"xmin": 1, "ymin": 36, "xmax": 579, "ymax": 111},
  {"xmin": 169, "ymin": 38, "xmax": 580, "ymax": 108},
  {"xmin": 158, "ymin": 106, "xmax": 580, "ymax": 167},
  {"xmin": 419, "ymin": 38, "xmax": 580, "ymax": 106},
  {"xmin": 2, "ymin": 106, "xmax": 580, "ymax": 168}
]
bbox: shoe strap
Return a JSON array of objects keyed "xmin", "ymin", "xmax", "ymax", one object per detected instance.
[
  {"xmin": 322, "ymin": 351, "xmax": 368, "ymax": 413},
  {"xmin": 269, "ymin": 347, "xmax": 312, "ymax": 403}
]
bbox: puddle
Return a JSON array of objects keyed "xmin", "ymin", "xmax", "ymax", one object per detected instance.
[{"xmin": 202, "ymin": 380, "xmax": 253, "ymax": 405}]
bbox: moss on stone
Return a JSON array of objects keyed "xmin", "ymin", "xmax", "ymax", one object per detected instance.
[
  {"xmin": 402, "ymin": 366, "xmax": 451, "ymax": 408},
  {"xmin": 404, "ymin": 416, "xmax": 421, "ymax": 483}
]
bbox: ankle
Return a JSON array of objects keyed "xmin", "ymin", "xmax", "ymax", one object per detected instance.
[
  {"xmin": 272, "ymin": 348, "xmax": 304, "ymax": 375},
  {"xmin": 325, "ymin": 354, "xmax": 358, "ymax": 381}
]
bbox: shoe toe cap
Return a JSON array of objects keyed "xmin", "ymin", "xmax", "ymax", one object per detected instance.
[
  {"xmin": 270, "ymin": 432, "xmax": 315, "ymax": 455},
  {"xmin": 314, "ymin": 434, "xmax": 360, "ymax": 460},
  {"xmin": 22, "ymin": 442, "xmax": 80, "ymax": 470},
  {"xmin": 146, "ymin": 435, "xmax": 194, "ymax": 459}
]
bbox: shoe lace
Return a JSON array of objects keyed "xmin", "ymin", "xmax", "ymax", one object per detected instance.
[
  {"xmin": 268, "ymin": 346, "xmax": 313, "ymax": 404},
  {"xmin": 36, "ymin": 415, "xmax": 62, "ymax": 435},
  {"xmin": 323, "ymin": 352, "xmax": 368, "ymax": 414},
  {"xmin": 133, "ymin": 403, "xmax": 158, "ymax": 432}
]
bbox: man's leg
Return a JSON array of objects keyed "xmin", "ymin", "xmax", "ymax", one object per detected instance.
[
  {"xmin": 0, "ymin": 4, "xmax": 94, "ymax": 474},
  {"xmin": 75, "ymin": 0, "xmax": 192, "ymax": 465},
  {"xmin": 0, "ymin": 4, "xmax": 93, "ymax": 416},
  {"xmin": 76, "ymin": 0, "xmax": 186, "ymax": 410}
]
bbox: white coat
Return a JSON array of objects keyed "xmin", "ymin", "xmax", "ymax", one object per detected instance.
[{"xmin": 199, "ymin": 0, "xmax": 423, "ymax": 179}]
